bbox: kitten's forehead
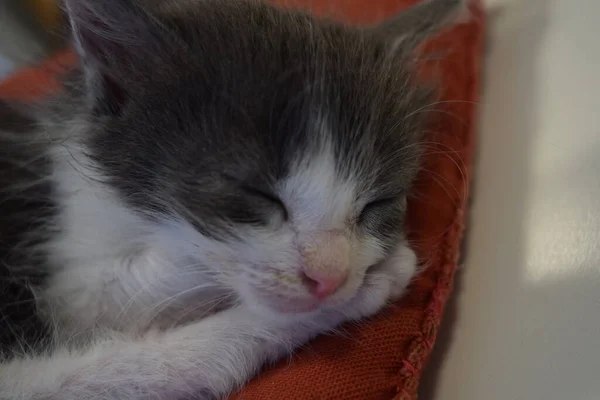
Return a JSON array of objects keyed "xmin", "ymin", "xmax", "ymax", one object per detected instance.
[
  {"xmin": 279, "ymin": 138, "xmax": 356, "ymax": 230},
  {"xmin": 275, "ymin": 105, "xmax": 417, "ymax": 230},
  {"xmin": 88, "ymin": 0, "xmax": 429, "ymax": 233}
]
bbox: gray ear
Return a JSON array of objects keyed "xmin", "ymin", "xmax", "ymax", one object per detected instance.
[
  {"xmin": 367, "ymin": 0, "xmax": 469, "ymax": 55},
  {"xmin": 63, "ymin": 0, "xmax": 177, "ymax": 113}
]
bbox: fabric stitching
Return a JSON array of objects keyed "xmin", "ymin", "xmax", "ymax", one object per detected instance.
[{"xmin": 393, "ymin": 3, "xmax": 486, "ymax": 399}]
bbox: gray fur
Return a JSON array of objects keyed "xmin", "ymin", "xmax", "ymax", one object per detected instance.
[{"xmin": 0, "ymin": 0, "xmax": 465, "ymax": 398}]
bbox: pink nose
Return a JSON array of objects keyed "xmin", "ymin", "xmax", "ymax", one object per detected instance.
[{"xmin": 302, "ymin": 268, "xmax": 348, "ymax": 299}]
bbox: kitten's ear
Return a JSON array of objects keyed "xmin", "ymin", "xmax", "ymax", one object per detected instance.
[
  {"xmin": 63, "ymin": 0, "xmax": 176, "ymax": 114},
  {"xmin": 367, "ymin": 0, "xmax": 470, "ymax": 56}
]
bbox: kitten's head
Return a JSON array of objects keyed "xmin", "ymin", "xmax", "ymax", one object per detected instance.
[{"xmin": 63, "ymin": 0, "xmax": 466, "ymax": 315}]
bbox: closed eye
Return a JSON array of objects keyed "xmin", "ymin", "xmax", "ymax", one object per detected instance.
[
  {"xmin": 359, "ymin": 197, "xmax": 398, "ymax": 223},
  {"xmin": 241, "ymin": 186, "xmax": 289, "ymax": 221}
]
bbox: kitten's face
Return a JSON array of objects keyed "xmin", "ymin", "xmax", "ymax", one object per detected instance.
[{"xmin": 65, "ymin": 0, "xmax": 455, "ymax": 316}]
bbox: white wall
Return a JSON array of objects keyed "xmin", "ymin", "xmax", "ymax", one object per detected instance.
[{"xmin": 421, "ymin": 1, "xmax": 600, "ymax": 399}]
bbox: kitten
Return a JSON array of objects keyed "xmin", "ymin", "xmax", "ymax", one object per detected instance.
[{"xmin": 0, "ymin": 0, "xmax": 467, "ymax": 399}]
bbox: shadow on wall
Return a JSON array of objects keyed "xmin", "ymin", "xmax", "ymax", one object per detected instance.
[{"xmin": 419, "ymin": 1, "xmax": 551, "ymax": 399}]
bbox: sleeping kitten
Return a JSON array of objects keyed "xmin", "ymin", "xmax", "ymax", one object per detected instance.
[{"xmin": 0, "ymin": 0, "xmax": 467, "ymax": 399}]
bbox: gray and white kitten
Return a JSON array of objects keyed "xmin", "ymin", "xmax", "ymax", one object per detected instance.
[{"xmin": 0, "ymin": 0, "xmax": 466, "ymax": 399}]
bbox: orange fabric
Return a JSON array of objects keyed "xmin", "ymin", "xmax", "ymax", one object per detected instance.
[
  {"xmin": 0, "ymin": 51, "xmax": 76, "ymax": 101},
  {"xmin": 0, "ymin": 1, "xmax": 484, "ymax": 399}
]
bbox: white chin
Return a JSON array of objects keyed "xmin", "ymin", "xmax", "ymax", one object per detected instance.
[
  {"xmin": 242, "ymin": 292, "xmax": 323, "ymax": 318},
  {"xmin": 272, "ymin": 302, "xmax": 320, "ymax": 314}
]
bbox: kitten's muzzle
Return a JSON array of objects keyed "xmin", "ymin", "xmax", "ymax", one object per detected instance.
[{"xmin": 299, "ymin": 231, "xmax": 351, "ymax": 300}]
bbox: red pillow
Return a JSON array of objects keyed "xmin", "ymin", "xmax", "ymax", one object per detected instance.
[{"xmin": 0, "ymin": 2, "xmax": 484, "ymax": 399}]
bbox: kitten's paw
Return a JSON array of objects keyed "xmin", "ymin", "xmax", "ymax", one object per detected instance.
[
  {"xmin": 383, "ymin": 243, "xmax": 418, "ymax": 300},
  {"xmin": 334, "ymin": 243, "xmax": 418, "ymax": 322}
]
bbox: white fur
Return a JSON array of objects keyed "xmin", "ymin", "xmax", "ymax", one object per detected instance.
[
  {"xmin": 41, "ymin": 143, "xmax": 229, "ymax": 336},
  {"xmin": 0, "ymin": 0, "xmax": 472, "ymax": 394},
  {"xmin": 279, "ymin": 141, "xmax": 357, "ymax": 229},
  {"xmin": 0, "ymin": 132, "xmax": 417, "ymax": 400},
  {"xmin": 0, "ymin": 244, "xmax": 415, "ymax": 400}
]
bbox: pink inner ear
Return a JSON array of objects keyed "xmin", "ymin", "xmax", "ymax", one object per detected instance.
[
  {"xmin": 76, "ymin": 22, "xmax": 116, "ymax": 65},
  {"xmin": 96, "ymin": 73, "xmax": 128, "ymax": 114},
  {"xmin": 67, "ymin": 0, "xmax": 155, "ymax": 74},
  {"xmin": 75, "ymin": 15, "xmax": 141, "ymax": 75}
]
